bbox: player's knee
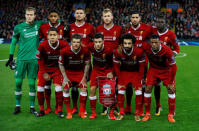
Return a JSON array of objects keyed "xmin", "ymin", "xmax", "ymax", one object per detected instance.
[
  {"xmin": 90, "ymin": 86, "xmax": 96, "ymax": 96},
  {"xmin": 80, "ymin": 88, "xmax": 87, "ymax": 93},
  {"xmin": 28, "ymin": 79, "xmax": 36, "ymax": 92},
  {"xmin": 16, "ymin": 78, "xmax": 23, "ymax": 88},
  {"xmin": 145, "ymin": 85, "xmax": 153, "ymax": 93},
  {"xmin": 167, "ymin": 88, "xmax": 174, "ymax": 94},
  {"xmin": 63, "ymin": 89, "xmax": 69, "ymax": 94}
]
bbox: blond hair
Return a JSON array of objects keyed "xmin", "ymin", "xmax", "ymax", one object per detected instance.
[{"xmin": 25, "ymin": 7, "xmax": 36, "ymax": 14}]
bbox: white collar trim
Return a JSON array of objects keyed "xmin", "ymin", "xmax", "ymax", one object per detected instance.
[
  {"xmin": 49, "ymin": 22, "xmax": 60, "ymax": 28},
  {"xmin": 158, "ymin": 29, "xmax": 168, "ymax": 36},
  {"xmin": 94, "ymin": 44, "xmax": 104, "ymax": 53},
  {"xmin": 75, "ymin": 22, "xmax": 85, "ymax": 27},
  {"xmin": 104, "ymin": 24, "xmax": 114, "ymax": 30},
  {"xmin": 131, "ymin": 23, "xmax": 140, "ymax": 30},
  {"xmin": 48, "ymin": 40, "xmax": 59, "ymax": 50},
  {"xmin": 71, "ymin": 45, "xmax": 81, "ymax": 54}
]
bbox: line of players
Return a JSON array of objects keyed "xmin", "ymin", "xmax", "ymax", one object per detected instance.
[{"xmin": 36, "ymin": 8, "xmax": 179, "ymax": 122}]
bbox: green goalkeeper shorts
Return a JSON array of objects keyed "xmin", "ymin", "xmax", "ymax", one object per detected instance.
[{"xmin": 15, "ymin": 59, "xmax": 38, "ymax": 79}]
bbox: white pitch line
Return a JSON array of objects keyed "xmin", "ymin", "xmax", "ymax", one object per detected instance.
[
  {"xmin": 176, "ymin": 53, "xmax": 187, "ymax": 58},
  {"xmin": 0, "ymin": 58, "xmax": 16, "ymax": 62}
]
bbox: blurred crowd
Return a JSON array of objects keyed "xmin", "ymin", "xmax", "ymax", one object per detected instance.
[{"xmin": 0, "ymin": 0, "xmax": 199, "ymax": 40}]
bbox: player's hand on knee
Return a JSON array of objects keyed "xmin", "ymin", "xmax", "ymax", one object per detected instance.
[
  {"xmin": 168, "ymin": 84, "xmax": 175, "ymax": 93},
  {"xmin": 107, "ymin": 72, "xmax": 113, "ymax": 79},
  {"xmin": 63, "ymin": 77, "xmax": 70, "ymax": 88},
  {"xmin": 43, "ymin": 73, "xmax": 50, "ymax": 81},
  {"xmin": 80, "ymin": 77, "xmax": 87, "ymax": 88}
]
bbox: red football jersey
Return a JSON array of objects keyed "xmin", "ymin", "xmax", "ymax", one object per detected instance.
[
  {"xmin": 40, "ymin": 22, "xmax": 64, "ymax": 40},
  {"xmin": 96, "ymin": 24, "xmax": 122, "ymax": 49},
  {"xmin": 69, "ymin": 22, "xmax": 95, "ymax": 46},
  {"xmin": 126, "ymin": 23, "xmax": 152, "ymax": 43},
  {"xmin": 59, "ymin": 45, "xmax": 90, "ymax": 71},
  {"xmin": 36, "ymin": 40, "xmax": 69, "ymax": 72},
  {"xmin": 113, "ymin": 46, "xmax": 145, "ymax": 72},
  {"xmin": 141, "ymin": 42, "xmax": 176, "ymax": 70},
  {"xmin": 152, "ymin": 28, "xmax": 180, "ymax": 55},
  {"xmin": 88, "ymin": 42, "xmax": 113, "ymax": 71}
]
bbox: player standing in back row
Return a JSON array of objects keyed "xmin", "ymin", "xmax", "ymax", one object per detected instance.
[
  {"xmin": 125, "ymin": 10, "xmax": 152, "ymax": 115},
  {"xmin": 5, "ymin": 7, "xmax": 46, "ymax": 115},
  {"xmin": 40, "ymin": 9, "xmax": 65, "ymax": 115},
  {"xmin": 152, "ymin": 13, "xmax": 179, "ymax": 116},
  {"xmin": 96, "ymin": 8, "xmax": 122, "ymax": 115}
]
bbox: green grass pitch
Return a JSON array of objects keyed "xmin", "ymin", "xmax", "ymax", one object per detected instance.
[{"xmin": 0, "ymin": 44, "xmax": 199, "ymax": 131}]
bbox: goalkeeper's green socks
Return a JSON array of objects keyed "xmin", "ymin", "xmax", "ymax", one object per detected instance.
[
  {"xmin": 15, "ymin": 78, "xmax": 23, "ymax": 107},
  {"xmin": 28, "ymin": 79, "xmax": 36, "ymax": 108}
]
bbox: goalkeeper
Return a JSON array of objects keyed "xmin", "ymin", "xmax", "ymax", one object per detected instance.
[{"xmin": 5, "ymin": 7, "xmax": 45, "ymax": 115}]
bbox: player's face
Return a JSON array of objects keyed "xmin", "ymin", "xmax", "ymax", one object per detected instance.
[
  {"xmin": 102, "ymin": 12, "xmax": 113, "ymax": 25},
  {"xmin": 48, "ymin": 12, "xmax": 60, "ymax": 24},
  {"xmin": 131, "ymin": 14, "xmax": 141, "ymax": 26},
  {"xmin": 47, "ymin": 31, "xmax": 59, "ymax": 44},
  {"xmin": 25, "ymin": 10, "xmax": 36, "ymax": 23},
  {"xmin": 156, "ymin": 18, "xmax": 166, "ymax": 30},
  {"xmin": 75, "ymin": 10, "xmax": 86, "ymax": 21},
  {"xmin": 71, "ymin": 38, "xmax": 81, "ymax": 50},
  {"xmin": 150, "ymin": 38, "xmax": 160, "ymax": 51},
  {"xmin": 123, "ymin": 39, "xmax": 133, "ymax": 52},
  {"xmin": 94, "ymin": 38, "xmax": 104, "ymax": 50}
]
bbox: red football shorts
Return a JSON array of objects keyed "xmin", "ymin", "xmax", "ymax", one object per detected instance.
[
  {"xmin": 63, "ymin": 70, "xmax": 86, "ymax": 89},
  {"xmin": 90, "ymin": 69, "xmax": 112, "ymax": 87},
  {"xmin": 146, "ymin": 67, "xmax": 175, "ymax": 87},
  {"xmin": 118, "ymin": 71, "xmax": 142, "ymax": 88},
  {"xmin": 37, "ymin": 70, "xmax": 62, "ymax": 86}
]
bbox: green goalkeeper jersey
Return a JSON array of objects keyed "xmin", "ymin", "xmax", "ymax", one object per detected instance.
[{"xmin": 11, "ymin": 21, "xmax": 45, "ymax": 60}]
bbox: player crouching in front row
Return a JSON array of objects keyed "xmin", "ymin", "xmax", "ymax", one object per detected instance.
[
  {"xmin": 36, "ymin": 27, "xmax": 69, "ymax": 118},
  {"xmin": 113, "ymin": 34, "xmax": 145, "ymax": 121},
  {"xmin": 59, "ymin": 34, "xmax": 90, "ymax": 119},
  {"xmin": 141, "ymin": 34, "xmax": 177, "ymax": 123}
]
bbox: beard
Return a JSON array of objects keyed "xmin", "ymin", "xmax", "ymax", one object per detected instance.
[{"xmin": 124, "ymin": 47, "xmax": 132, "ymax": 54}]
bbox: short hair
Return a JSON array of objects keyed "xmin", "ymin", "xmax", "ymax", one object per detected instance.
[
  {"xmin": 48, "ymin": 27, "xmax": 59, "ymax": 34},
  {"xmin": 75, "ymin": 7, "xmax": 85, "ymax": 13},
  {"xmin": 150, "ymin": 34, "xmax": 160, "ymax": 40},
  {"xmin": 72, "ymin": 34, "xmax": 82, "ymax": 41},
  {"xmin": 25, "ymin": 7, "xmax": 36, "ymax": 14},
  {"xmin": 120, "ymin": 33, "xmax": 136, "ymax": 44},
  {"xmin": 94, "ymin": 33, "xmax": 104, "ymax": 40},
  {"xmin": 103, "ymin": 8, "xmax": 113, "ymax": 15},
  {"xmin": 49, "ymin": 9, "xmax": 59, "ymax": 15},
  {"xmin": 131, "ymin": 10, "xmax": 141, "ymax": 16},
  {"xmin": 156, "ymin": 13, "xmax": 166, "ymax": 20}
]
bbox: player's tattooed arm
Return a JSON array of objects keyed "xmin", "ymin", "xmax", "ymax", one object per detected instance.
[
  {"xmin": 80, "ymin": 60, "xmax": 90, "ymax": 87},
  {"xmin": 59, "ymin": 64, "xmax": 70, "ymax": 87}
]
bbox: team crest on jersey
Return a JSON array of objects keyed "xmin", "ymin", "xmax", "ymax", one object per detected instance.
[
  {"xmin": 60, "ymin": 29, "xmax": 63, "ymax": 34},
  {"xmin": 133, "ymin": 56, "xmax": 136, "ymax": 60},
  {"xmin": 164, "ymin": 37, "xmax": 168, "ymax": 45},
  {"xmin": 103, "ymin": 84, "xmax": 111, "ymax": 95},
  {"xmin": 102, "ymin": 53, "xmax": 106, "ymax": 59},
  {"xmin": 81, "ymin": 55, "xmax": 84, "ymax": 60}
]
